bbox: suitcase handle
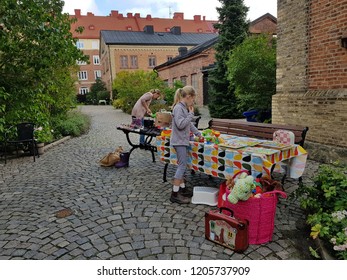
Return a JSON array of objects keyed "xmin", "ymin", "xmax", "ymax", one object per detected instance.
[{"xmin": 219, "ymin": 207, "xmax": 234, "ymax": 217}]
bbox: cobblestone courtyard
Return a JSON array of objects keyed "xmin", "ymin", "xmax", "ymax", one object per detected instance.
[{"xmin": 0, "ymin": 105, "xmax": 319, "ymax": 260}]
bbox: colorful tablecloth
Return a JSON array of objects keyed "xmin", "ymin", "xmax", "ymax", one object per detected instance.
[{"xmin": 156, "ymin": 135, "xmax": 308, "ymax": 179}]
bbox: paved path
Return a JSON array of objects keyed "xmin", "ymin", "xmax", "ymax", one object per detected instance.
[{"xmin": 0, "ymin": 105, "xmax": 320, "ymax": 260}]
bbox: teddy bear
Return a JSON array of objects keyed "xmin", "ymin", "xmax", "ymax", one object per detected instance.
[{"xmin": 227, "ymin": 175, "xmax": 256, "ymax": 204}]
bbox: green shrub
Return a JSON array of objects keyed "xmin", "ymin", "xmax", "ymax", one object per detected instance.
[
  {"xmin": 294, "ymin": 163, "xmax": 347, "ymax": 259},
  {"xmin": 52, "ymin": 110, "xmax": 90, "ymax": 138},
  {"xmin": 97, "ymin": 90, "xmax": 110, "ymax": 102}
]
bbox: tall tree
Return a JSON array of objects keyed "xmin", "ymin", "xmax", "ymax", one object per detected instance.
[
  {"xmin": 227, "ymin": 34, "xmax": 276, "ymax": 117},
  {"xmin": 0, "ymin": 0, "xmax": 86, "ymax": 136},
  {"xmin": 208, "ymin": 0, "xmax": 249, "ymax": 118}
]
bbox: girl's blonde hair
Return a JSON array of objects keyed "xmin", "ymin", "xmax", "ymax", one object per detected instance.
[
  {"xmin": 172, "ymin": 86, "xmax": 196, "ymax": 108},
  {"xmin": 150, "ymin": 88, "xmax": 161, "ymax": 95}
]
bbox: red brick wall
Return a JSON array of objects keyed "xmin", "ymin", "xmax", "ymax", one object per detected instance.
[
  {"xmin": 275, "ymin": 0, "xmax": 347, "ymax": 163},
  {"xmin": 157, "ymin": 48, "xmax": 216, "ymax": 106},
  {"xmin": 308, "ymin": 0, "xmax": 347, "ymax": 89}
]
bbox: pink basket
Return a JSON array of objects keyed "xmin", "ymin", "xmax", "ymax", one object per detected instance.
[{"xmin": 223, "ymin": 190, "xmax": 287, "ymax": 244}]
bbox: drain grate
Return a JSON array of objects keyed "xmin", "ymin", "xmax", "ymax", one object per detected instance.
[{"xmin": 55, "ymin": 208, "xmax": 73, "ymax": 218}]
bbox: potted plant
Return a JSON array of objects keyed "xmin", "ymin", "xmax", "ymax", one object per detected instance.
[{"xmin": 34, "ymin": 126, "xmax": 53, "ymax": 154}]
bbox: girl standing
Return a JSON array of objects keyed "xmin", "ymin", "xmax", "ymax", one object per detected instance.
[{"xmin": 170, "ymin": 86, "xmax": 202, "ymax": 204}]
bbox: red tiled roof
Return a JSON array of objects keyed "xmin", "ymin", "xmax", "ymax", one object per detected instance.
[{"xmin": 70, "ymin": 10, "xmax": 218, "ymax": 39}]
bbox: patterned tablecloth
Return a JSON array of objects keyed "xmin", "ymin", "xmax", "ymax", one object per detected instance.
[{"xmin": 156, "ymin": 135, "xmax": 308, "ymax": 179}]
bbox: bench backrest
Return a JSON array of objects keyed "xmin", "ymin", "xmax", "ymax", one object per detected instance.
[{"xmin": 209, "ymin": 118, "xmax": 309, "ymax": 147}]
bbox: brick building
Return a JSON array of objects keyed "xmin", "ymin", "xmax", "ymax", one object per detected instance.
[
  {"xmin": 275, "ymin": 0, "xmax": 347, "ymax": 163},
  {"xmin": 154, "ymin": 14, "xmax": 277, "ymax": 107},
  {"xmin": 69, "ymin": 10, "xmax": 218, "ymax": 99},
  {"xmin": 99, "ymin": 29, "xmax": 218, "ymax": 98},
  {"xmin": 154, "ymin": 37, "xmax": 218, "ymax": 106}
]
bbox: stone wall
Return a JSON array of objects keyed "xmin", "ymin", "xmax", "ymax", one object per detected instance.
[{"xmin": 275, "ymin": 0, "xmax": 347, "ymax": 163}]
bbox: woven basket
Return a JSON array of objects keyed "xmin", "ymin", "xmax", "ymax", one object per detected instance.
[{"xmin": 223, "ymin": 190, "xmax": 287, "ymax": 244}]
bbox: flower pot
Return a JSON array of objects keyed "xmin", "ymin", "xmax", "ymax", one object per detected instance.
[{"xmin": 37, "ymin": 142, "xmax": 45, "ymax": 155}]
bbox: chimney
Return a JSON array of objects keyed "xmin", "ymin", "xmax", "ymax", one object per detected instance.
[
  {"xmin": 193, "ymin": 15, "xmax": 201, "ymax": 22},
  {"xmin": 74, "ymin": 9, "xmax": 81, "ymax": 17},
  {"xmin": 170, "ymin": 26, "xmax": 181, "ymax": 35},
  {"xmin": 146, "ymin": 14, "xmax": 152, "ymax": 20},
  {"xmin": 110, "ymin": 10, "xmax": 119, "ymax": 17},
  {"xmin": 127, "ymin": 13, "xmax": 133, "ymax": 18},
  {"xmin": 87, "ymin": 12, "xmax": 94, "ymax": 16},
  {"xmin": 143, "ymin": 25, "xmax": 154, "ymax": 34},
  {"xmin": 173, "ymin": 12, "xmax": 184, "ymax": 20},
  {"xmin": 134, "ymin": 13, "xmax": 140, "ymax": 18},
  {"xmin": 178, "ymin": 47, "xmax": 188, "ymax": 56}
]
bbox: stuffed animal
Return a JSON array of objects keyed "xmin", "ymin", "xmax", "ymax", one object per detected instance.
[{"xmin": 227, "ymin": 175, "xmax": 256, "ymax": 204}]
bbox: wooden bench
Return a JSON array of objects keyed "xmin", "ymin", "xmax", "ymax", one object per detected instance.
[{"xmin": 208, "ymin": 119, "xmax": 309, "ymax": 147}]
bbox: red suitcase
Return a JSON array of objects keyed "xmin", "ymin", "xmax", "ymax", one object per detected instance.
[{"xmin": 205, "ymin": 207, "xmax": 249, "ymax": 252}]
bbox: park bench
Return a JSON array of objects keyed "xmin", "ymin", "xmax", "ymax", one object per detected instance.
[{"xmin": 208, "ymin": 119, "xmax": 309, "ymax": 147}]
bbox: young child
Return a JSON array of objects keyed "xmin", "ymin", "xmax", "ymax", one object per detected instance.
[{"xmin": 170, "ymin": 86, "xmax": 202, "ymax": 204}]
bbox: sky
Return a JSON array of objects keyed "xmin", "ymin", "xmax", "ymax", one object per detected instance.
[{"xmin": 62, "ymin": 0, "xmax": 277, "ymax": 21}]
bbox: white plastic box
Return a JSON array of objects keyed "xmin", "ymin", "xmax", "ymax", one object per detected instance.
[{"xmin": 191, "ymin": 186, "xmax": 219, "ymax": 206}]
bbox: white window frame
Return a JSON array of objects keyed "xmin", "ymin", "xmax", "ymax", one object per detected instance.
[
  {"xmin": 76, "ymin": 41, "xmax": 84, "ymax": 49},
  {"xmin": 130, "ymin": 55, "xmax": 138, "ymax": 68},
  {"xmin": 148, "ymin": 56, "xmax": 156, "ymax": 68},
  {"xmin": 77, "ymin": 60, "xmax": 87, "ymax": 65},
  {"xmin": 93, "ymin": 55, "xmax": 100, "ymax": 65},
  {"xmin": 78, "ymin": 71, "xmax": 88, "ymax": 80},
  {"xmin": 92, "ymin": 40, "xmax": 99, "ymax": 49},
  {"xmin": 94, "ymin": 70, "xmax": 101, "ymax": 79},
  {"xmin": 79, "ymin": 87, "xmax": 89, "ymax": 95},
  {"xmin": 120, "ymin": 55, "xmax": 128, "ymax": 68}
]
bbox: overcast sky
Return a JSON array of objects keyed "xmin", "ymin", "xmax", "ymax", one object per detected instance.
[{"xmin": 62, "ymin": 0, "xmax": 277, "ymax": 21}]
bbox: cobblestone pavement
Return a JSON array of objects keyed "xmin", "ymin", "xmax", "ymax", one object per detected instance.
[{"xmin": 0, "ymin": 105, "xmax": 320, "ymax": 260}]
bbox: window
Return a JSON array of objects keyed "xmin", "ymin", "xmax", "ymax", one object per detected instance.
[
  {"xmin": 167, "ymin": 55, "xmax": 173, "ymax": 61},
  {"xmin": 180, "ymin": 76, "xmax": 187, "ymax": 86},
  {"xmin": 130, "ymin": 55, "xmax": 138, "ymax": 68},
  {"xmin": 78, "ymin": 71, "xmax": 88, "ymax": 80},
  {"xmin": 93, "ymin": 55, "xmax": 100, "ymax": 65},
  {"xmin": 76, "ymin": 41, "xmax": 84, "ymax": 49},
  {"xmin": 79, "ymin": 87, "xmax": 89, "ymax": 95},
  {"xmin": 120, "ymin": 55, "xmax": 128, "ymax": 68},
  {"xmin": 191, "ymin": 73, "xmax": 198, "ymax": 91},
  {"xmin": 77, "ymin": 60, "xmax": 87, "ymax": 65},
  {"xmin": 92, "ymin": 40, "xmax": 99, "ymax": 49},
  {"xmin": 94, "ymin": 70, "xmax": 101, "ymax": 79},
  {"xmin": 148, "ymin": 56, "xmax": 156, "ymax": 68}
]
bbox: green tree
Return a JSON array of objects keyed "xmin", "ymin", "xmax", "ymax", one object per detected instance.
[
  {"xmin": 87, "ymin": 78, "xmax": 108, "ymax": 104},
  {"xmin": 112, "ymin": 70, "xmax": 165, "ymax": 114},
  {"xmin": 208, "ymin": 0, "xmax": 249, "ymax": 118},
  {"xmin": 0, "ymin": 0, "xmax": 86, "ymax": 139},
  {"xmin": 227, "ymin": 34, "xmax": 276, "ymax": 116}
]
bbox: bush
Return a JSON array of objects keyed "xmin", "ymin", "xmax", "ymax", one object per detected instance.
[
  {"xmin": 294, "ymin": 163, "xmax": 347, "ymax": 259},
  {"xmin": 52, "ymin": 110, "xmax": 90, "ymax": 138},
  {"xmin": 97, "ymin": 91, "xmax": 110, "ymax": 103}
]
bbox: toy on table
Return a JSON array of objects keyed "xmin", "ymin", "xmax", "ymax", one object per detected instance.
[
  {"xmin": 161, "ymin": 128, "xmax": 172, "ymax": 137},
  {"xmin": 227, "ymin": 175, "xmax": 256, "ymax": 204},
  {"xmin": 201, "ymin": 129, "xmax": 222, "ymax": 144}
]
